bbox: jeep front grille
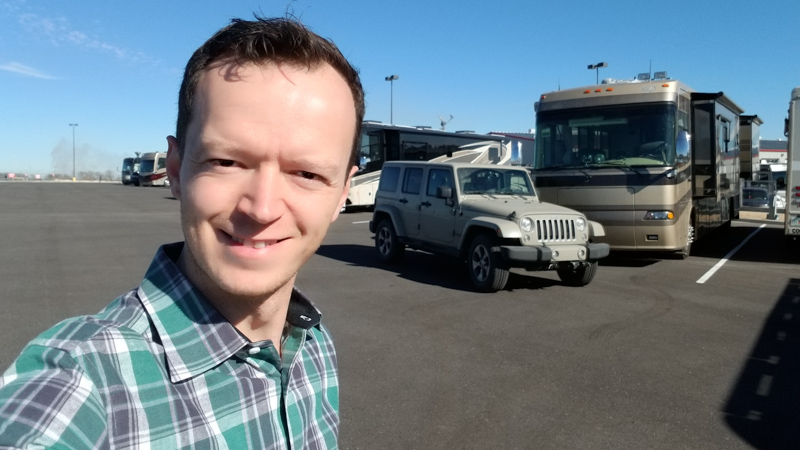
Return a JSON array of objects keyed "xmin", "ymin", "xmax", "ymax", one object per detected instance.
[{"xmin": 535, "ymin": 218, "xmax": 576, "ymax": 242}]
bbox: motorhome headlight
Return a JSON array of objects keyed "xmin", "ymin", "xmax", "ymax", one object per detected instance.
[
  {"xmin": 520, "ymin": 217, "xmax": 533, "ymax": 232},
  {"xmin": 644, "ymin": 211, "xmax": 674, "ymax": 220},
  {"xmin": 575, "ymin": 217, "xmax": 586, "ymax": 232}
]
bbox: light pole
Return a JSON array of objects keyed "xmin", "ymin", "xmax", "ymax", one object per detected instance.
[
  {"xmin": 385, "ymin": 74, "xmax": 399, "ymax": 124},
  {"xmin": 587, "ymin": 62, "xmax": 608, "ymax": 85},
  {"xmin": 69, "ymin": 123, "xmax": 78, "ymax": 181}
]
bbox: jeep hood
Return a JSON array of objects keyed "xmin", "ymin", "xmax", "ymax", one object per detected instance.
[{"xmin": 459, "ymin": 196, "xmax": 582, "ymax": 217}]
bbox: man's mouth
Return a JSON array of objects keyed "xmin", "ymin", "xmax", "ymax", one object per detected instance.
[{"xmin": 229, "ymin": 234, "xmax": 277, "ymax": 249}]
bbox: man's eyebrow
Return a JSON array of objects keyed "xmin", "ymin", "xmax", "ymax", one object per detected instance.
[
  {"xmin": 195, "ymin": 138, "xmax": 242, "ymax": 155},
  {"xmin": 289, "ymin": 157, "xmax": 342, "ymax": 174}
]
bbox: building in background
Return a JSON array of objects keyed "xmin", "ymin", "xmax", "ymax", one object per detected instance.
[{"xmin": 759, "ymin": 139, "xmax": 787, "ymax": 164}]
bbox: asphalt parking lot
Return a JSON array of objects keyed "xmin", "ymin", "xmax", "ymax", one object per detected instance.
[{"xmin": 1, "ymin": 182, "xmax": 798, "ymax": 449}]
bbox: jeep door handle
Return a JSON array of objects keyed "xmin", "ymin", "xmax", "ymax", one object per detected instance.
[
  {"xmin": 398, "ymin": 198, "xmax": 408, "ymax": 204},
  {"xmin": 420, "ymin": 201, "xmax": 431, "ymax": 207}
]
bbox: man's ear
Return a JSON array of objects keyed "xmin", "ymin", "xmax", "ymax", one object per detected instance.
[
  {"xmin": 166, "ymin": 136, "xmax": 182, "ymax": 200},
  {"xmin": 331, "ymin": 165, "xmax": 359, "ymax": 222}
]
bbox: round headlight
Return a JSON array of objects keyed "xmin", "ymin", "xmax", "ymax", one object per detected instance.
[
  {"xmin": 575, "ymin": 217, "xmax": 586, "ymax": 232},
  {"xmin": 521, "ymin": 217, "xmax": 532, "ymax": 232}
]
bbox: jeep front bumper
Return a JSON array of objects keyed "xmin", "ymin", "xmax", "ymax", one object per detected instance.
[{"xmin": 499, "ymin": 242, "xmax": 609, "ymax": 263}]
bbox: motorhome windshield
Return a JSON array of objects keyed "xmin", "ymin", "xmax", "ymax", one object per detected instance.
[
  {"xmin": 139, "ymin": 159, "xmax": 155, "ymax": 173},
  {"xmin": 457, "ymin": 167, "xmax": 535, "ymax": 196},
  {"xmin": 535, "ymin": 103, "xmax": 677, "ymax": 169}
]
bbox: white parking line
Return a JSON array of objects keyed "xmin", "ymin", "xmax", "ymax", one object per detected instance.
[
  {"xmin": 352, "ymin": 220, "xmax": 370, "ymax": 224},
  {"xmin": 696, "ymin": 224, "xmax": 766, "ymax": 284}
]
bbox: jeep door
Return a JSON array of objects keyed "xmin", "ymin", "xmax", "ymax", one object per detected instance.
[
  {"xmin": 399, "ymin": 166, "xmax": 423, "ymax": 237},
  {"xmin": 419, "ymin": 168, "xmax": 456, "ymax": 243}
]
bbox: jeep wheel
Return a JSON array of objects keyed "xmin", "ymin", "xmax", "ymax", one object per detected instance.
[
  {"xmin": 375, "ymin": 219, "xmax": 404, "ymax": 263},
  {"xmin": 468, "ymin": 234, "xmax": 509, "ymax": 292},
  {"xmin": 556, "ymin": 261, "xmax": 598, "ymax": 287}
]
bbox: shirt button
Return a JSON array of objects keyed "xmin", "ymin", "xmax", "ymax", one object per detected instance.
[{"xmin": 248, "ymin": 347, "xmax": 261, "ymax": 355}]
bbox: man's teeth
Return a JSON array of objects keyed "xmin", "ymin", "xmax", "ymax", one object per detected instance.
[{"xmin": 232, "ymin": 236, "xmax": 271, "ymax": 248}]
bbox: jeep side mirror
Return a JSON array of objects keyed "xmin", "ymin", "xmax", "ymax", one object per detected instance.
[{"xmin": 436, "ymin": 186, "xmax": 453, "ymax": 199}]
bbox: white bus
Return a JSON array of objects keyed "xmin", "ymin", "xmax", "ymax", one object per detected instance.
[
  {"xmin": 785, "ymin": 87, "xmax": 800, "ymax": 240},
  {"xmin": 138, "ymin": 152, "xmax": 168, "ymax": 187},
  {"xmin": 533, "ymin": 79, "xmax": 745, "ymax": 257},
  {"xmin": 121, "ymin": 156, "xmax": 140, "ymax": 185},
  {"xmin": 347, "ymin": 122, "xmax": 509, "ymax": 208}
]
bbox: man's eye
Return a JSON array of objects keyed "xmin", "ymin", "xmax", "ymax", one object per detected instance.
[
  {"xmin": 298, "ymin": 171, "xmax": 320, "ymax": 180},
  {"xmin": 213, "ymin": 159, "xmax": 236, "ymax": 167}
]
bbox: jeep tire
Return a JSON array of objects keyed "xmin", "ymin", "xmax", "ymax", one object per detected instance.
[
  {"xmin": 468, "ymin": 234, "xmax": 509, "ymax": 292},
  {"xmin": 556, "ymin": 261, "xmax": 597, "ymax": 286},
  {"xmin": 375, "ymin": 219, "xmax": 404, "ymax": 263}
]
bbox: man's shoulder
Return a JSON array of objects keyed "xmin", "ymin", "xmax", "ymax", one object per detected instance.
[{"xmin": 30, "ymin": 288, "xmax": 150, "ymax": 354}]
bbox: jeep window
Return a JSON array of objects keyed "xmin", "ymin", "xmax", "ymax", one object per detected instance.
[
  {"xmin": 426, "ymin": 169, "xmax": 453, "ymax": 196},
  {"xmin": 379, "ymin": 166, "xmax": 401, "ymax": 192},
  {"xmin": 458, "ymin": 167, "xmax": 535, "ymax": 195},
  {"xmin": 402, "ymin": 167, "xmax": 423, "ymax": 194}
]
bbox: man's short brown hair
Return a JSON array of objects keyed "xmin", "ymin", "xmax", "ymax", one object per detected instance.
[{"xmin": 175, "ymin": 16, "xmax": 364, "ymax": 168}]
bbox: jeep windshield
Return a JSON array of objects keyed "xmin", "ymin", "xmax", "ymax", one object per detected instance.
[{"xmin": 458, "ymin": 167, "xmax": 535, "ymax": 196}]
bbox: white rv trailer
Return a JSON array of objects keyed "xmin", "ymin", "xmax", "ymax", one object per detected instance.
[
  {"xmin": 533, "ymin": 79, "xmax": 745, "ymax": 257},
  {"xmin": 138, "ymin": 152, "xmax": 168, "ymax": 187},
  {"xmin": 347, "ymin": 122, "xmax": 508, "ymax": 208},
  {"xmin": 785, "ymin": 87, "xmax": 800, "ymax": 240}
]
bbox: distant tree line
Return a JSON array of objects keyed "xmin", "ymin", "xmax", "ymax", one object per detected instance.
[{"xmin": 3, "ymin": 170, "xmax": 120, "ymax": 181}]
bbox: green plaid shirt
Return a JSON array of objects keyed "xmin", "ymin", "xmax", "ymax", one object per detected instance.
[{"xmin": 0, "ymin": 243, "xmax": 339, "ymax": 449}]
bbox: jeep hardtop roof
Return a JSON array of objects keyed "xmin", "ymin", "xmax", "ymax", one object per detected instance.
[{"xmin": 382, "ymin": 161, "xmax": 525, "ymax": 171}]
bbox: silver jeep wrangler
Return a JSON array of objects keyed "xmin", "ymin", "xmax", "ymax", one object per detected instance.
[{"xmin": 369, "ymin": 161, "xmax": 610, "ymax": 292}]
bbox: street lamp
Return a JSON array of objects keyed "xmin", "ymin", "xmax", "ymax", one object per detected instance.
[
  {"xmin": 385, "ymin": 74, "xmax": 399, "ymax": 124},
  {"xmin": 587, "ymin": 62, "xmax": 608, "ymax": 85},
  {"xmin": 69, "ymin": 123, "xmax": 78, "ymax": 181}
]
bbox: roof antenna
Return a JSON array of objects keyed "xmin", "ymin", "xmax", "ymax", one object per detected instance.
[{"xmin": 439, "ymin": 114, "xmax": 453, "ymax": 131}]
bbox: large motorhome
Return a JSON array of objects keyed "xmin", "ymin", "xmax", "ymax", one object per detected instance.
[
  {"xmin": 137, "ymin": 152, "xmax": 168, "ymax": 187},
  {"xmin": 532, "ymin": 78, "xmax": 744, "ymax": 257},
  {"xmin": 785, "ymin": 87, "xmax": 800, "ymax": 240},
  {"xmin": 347, "ymin": 122, "xmax": 510, "ymax": 208},
  {"xmin": 740, "ymin": 115, "xmax": 762, "ymax": 180},
  {"xmin": 121, "ymin": 156, "xmax": 140, "ymax": 185}
]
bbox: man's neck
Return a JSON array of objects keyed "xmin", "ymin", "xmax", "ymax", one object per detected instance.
[
  {"xmin": 217, "ymin": 284, "xmax": 293, "ymax": 344},
  {"xmin": 175, "ymin": 250, "xmax": 295, "ymax": 345}
]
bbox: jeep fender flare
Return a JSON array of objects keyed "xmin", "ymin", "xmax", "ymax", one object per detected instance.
[
  {"xmin": 457, "ymin": 218, "xmax": 522, "ymax": 250},
  {"xmin": 588, "ymin": 220, "xmax": 605, "ymax": 238},
  {"xmin": 371, "ymin": 205, "xmax": 408, "ymax": 237}
]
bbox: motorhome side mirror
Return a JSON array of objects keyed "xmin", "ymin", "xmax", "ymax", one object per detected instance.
[
  {"xmin": 675, "ymin": 130, "xmax": 690, "ymax": 166},
  {"xmin": 437, "ymin": 186, "xmax": 453, "ymax": 199}
]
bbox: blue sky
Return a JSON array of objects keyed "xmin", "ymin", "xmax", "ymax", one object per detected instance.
[{"xmin": 1, "ymin": 0, "xmax": 798, "ymax": 174}]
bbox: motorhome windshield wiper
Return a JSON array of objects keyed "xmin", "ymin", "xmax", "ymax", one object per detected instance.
[{"xmin": 597, "ymin": 159, "xmax": 648, "ymax": 175}]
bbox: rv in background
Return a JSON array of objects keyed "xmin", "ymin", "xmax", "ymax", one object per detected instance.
[
  {"xmin": 740, "ymin": 115, "xmax": 762, "ymax": 180},
  {"xmin": 137, "ymin": 152, "xmax": 169, "ymax": 187},
  {"xmin": 785, "ymin": 87, "xmax": 800, "ymax": 240},
  {"xmin": 533, "ymin": 78, "xmax": 745, "ymax": 258},
  {"xmin": 121, "ymin": 156, "xmax": 140, "ymax": 185},
  {"xmin": 347, "ymin": 122, "xmax": 509, "ymax": 208}
]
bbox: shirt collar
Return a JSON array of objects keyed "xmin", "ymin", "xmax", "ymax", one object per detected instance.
[{"xmin": 137, "ymin": 242, "xmax": 324, "ymax": 384}]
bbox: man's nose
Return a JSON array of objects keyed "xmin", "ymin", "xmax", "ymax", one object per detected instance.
[{"xmin": 236, "ymin": 168, "xmax": 285, "ymax": 224}]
